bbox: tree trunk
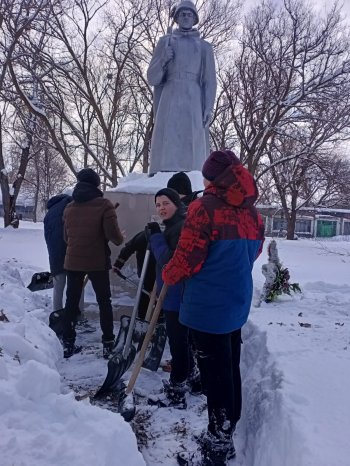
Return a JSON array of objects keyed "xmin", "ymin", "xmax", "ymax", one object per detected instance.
[
  {"xmin": 0, "ymin": 112, "xmax": 11, "ymax": 227},
  {"xmin": 286, "ymin": 210, "xmax": 297, "ymax": 239},
  {"xmin": 0, "ymin": 115, "xmax": 32, "ymax": 227},
  {"xmin": 286, "ymin": 192, "xmax": 298, "ymax": 240}
]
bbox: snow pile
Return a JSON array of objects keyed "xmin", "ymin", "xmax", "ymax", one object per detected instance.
[
  {"xmin": 244, "ymin": 239, "xmax": 350, "ymax": 466},
  {"xmin": 0, "ymin": 224, "xmax": 145, "ymax": 466},
  {"xmin": 240, "ymin": 321, "xmax": 307, "ymax": 466},
  {"xmin": 109, "ymin": 171, "xmax": 205, "ymax": 194}
]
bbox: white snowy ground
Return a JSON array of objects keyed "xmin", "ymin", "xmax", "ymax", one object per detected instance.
[{"xmin": 0, "ymin": 221, "xmax": 349, "ymax": 466}]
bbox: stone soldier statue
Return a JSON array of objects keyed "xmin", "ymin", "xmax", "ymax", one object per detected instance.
[{"xmin": 147, "ymin": 0, "xmax": 217, "ymax": 175}]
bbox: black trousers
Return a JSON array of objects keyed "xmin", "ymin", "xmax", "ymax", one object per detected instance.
[
  {"xmin": 164, "ymin": 311, "xmax": 194, "ymax": 384},
  {"xmin": 62, "ymin": 270, "xmax": 114, "ymax": 343},
  {"xmin": 191, "ymin": 328, "xmax": 242, "ymax": 438}
]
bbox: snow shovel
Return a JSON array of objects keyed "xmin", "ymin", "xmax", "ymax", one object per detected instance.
[
  {"xmin": 141, "ymin": 288, "xmax": 167, "ymax": 372},
  {"xmin": 49, "ymin": 308, "xmax": 96, "ymax": 338},
  {"xmin": 114, "ymin": 281, "xmax": 167, "ymax": 373},
  {"xmin": 115, "ymin": 269, "xmax": 151, "ymax": 297},
  {"xmin": 119, "ymin": 284, "xmax": 169, "ymax": 421},
  {"xmin": 95, "ymin": 247, "xmax": 153, "ymax": 398},
  {"xmin": 48, "ymin": 275, "xmax": 90, "ymax": 337},
  {"xmin": 27, "ymin": 271, "xmax": 53, "ymax": 292}
]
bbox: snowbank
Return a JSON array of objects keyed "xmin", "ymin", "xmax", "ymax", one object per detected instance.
[
  {"xmin": 108, "ymin": 171, "xmax": 205, "ymax": 194},
  {"xmin": 0, "ymin": 230, "xmax": 145, "ymax": 466}
]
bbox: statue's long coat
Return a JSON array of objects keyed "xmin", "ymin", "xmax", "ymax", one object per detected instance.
[{"xmin": 147, "ymin": 29, "xmax": 217, "ymax": 174}]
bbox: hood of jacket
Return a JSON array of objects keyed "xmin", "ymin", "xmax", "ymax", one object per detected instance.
[
  {"xmin": 203, "ymin": 163, "xmax": 258, "ymax": 208},
  {"xmin": 46, "ymin": 194, "xmax": 72, "ymax": 210},
  {"xmin": 72, "ymin": 182, "xmax": 103, "ymax": 203},
  {"xmin": 162, "ymin": 205, "xmax": 186, "ymax": 252},
  {"xmin": 181, "ymin": 191, "xmax": 203, "ymax": 207}
]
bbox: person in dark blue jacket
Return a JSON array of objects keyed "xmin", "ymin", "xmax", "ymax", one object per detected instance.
[
  {"xmin": 163, "ymin": 150, "xmax": 265, "ymax": 466},
  {"xmin": 44, "ymin": 194, "xmax": 84, "ymax": 312},
  {"xmin": 147, "ymin": 188, "xmax": 196, "ymax": 409}
]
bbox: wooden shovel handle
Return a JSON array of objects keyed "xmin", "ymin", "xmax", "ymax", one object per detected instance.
[
  {"xmin": 126, "ymin": 284, "xmax": 168, "ymax": 394},
  {"xmin": 144, "ymin": 281, "xmax": 157, "ymax": 322}
]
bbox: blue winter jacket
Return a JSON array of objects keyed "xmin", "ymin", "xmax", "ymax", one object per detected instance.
[
  {"xmin": 162, "ymin": 162, "xmax": 265, "ymax": 333},
  {"xmin": 44, "ymin": 194, "xmax": 72, "ymax": 275},
  {"xmin": 149, "ymin": 209, "xmax": 185, "ymax": 312}
]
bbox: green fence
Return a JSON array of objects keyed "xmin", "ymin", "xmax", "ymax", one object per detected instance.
[{"xmin": 316, "ymin": 220, "xmax": 337, "ymax": 237}]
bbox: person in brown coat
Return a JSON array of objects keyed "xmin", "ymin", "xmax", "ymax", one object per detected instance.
[{"xmin": 62, "ymin": 168, "xmax": 124, "ymax": 358}]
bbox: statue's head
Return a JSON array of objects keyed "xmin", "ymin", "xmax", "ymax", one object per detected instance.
[{"xmin": 174, "ymin": 1, "xmax": 199, "ymax": 28}]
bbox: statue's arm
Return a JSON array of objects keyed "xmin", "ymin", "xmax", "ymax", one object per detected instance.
[
  {"xmin": 147, "ymin": 36, "xmax": 169, "ymax": 86},
  {"xmin": 202, "ymin": 43, "xmax": 217, "ymax": 126}
]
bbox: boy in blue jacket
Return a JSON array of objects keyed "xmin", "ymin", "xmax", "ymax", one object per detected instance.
[{"xmin": 163, "ymin": 151, "xmax": 265, "ymax": 466}]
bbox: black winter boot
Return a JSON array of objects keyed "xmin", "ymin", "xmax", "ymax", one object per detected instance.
[
  {"xmin": 63, "ymin": 339, "xmax": 82, "ymax": 359},
  {"xmin": 200, "ymin": 431, "xmax": 235, "ymax": 464},
  {"xmin": 176, "ymin": 431, "xmax": 235, "ymax": 466},
  {"xmin": 148, "ymin": 379, "xmax": 187, "ymax": 409},
  {"xmin": 76, "ymin": 315, "xmax": 96, "ymax": 334},
  {"xmin": 102, "ymin": 339, "xmax": 115, "ymax": 359}
]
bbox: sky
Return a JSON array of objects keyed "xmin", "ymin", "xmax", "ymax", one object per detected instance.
[
  {"xmin": 244, "ymin": 0, "xmax": 350, "ymax": 20},
  {"xmin": 0, "ymin": 219, "xmax": 349, "ymax": 466}
]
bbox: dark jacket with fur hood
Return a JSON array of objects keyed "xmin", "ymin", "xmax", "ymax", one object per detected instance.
[{"xmin": 63, "ymin": 182, "xmax": 124, "ymax": 271}]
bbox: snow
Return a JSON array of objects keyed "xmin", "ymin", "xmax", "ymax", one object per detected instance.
[
  {"xmin": 0, "ymin": 221, "xmax": 145, "ymax": 466},
  {"xmin": 0, "ymin": 220, "xmax": 350, "ymax": 466},
  {"xmin": 109, "ymin": 171, "xmax": 205, "ymax": 194}
]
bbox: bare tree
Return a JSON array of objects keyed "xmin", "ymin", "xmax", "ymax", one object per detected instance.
[
  {"xmin": 4, "ymin": 0, "xmax": 241, "ymax": 190},
  {"xmin": 23, "ymin": 135, "xmax": 73, "ymax": 221},
  {"xmin": 0, "ymin": 0, "xmax": 55, "ymax": 227},
  {"xmin": 266, "ymin": 126, "xmax": 350, "ymax": 239},
  {"xmin": 221, "ymin": 0, "xmax": 350, "ymax": 175}
]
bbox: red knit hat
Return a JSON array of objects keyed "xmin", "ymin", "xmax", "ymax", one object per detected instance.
[{"xmin": 202, "ymin": 150, "xmax": 240, "ymax": 181}]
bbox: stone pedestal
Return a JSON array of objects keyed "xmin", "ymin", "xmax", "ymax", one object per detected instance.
[
  {"xmin": 103, "ymin": 171, "xmax": 204, "ymax": 317},
  {"xmin": 104, "ymin": 171, "xmax": 204, "ymax": 263}
]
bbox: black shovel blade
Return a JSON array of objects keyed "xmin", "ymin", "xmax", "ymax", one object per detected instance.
[
  {"xmin": 94, "ymin": 345, "xmax": 137, "ymax": 398},
  {"xmin": 49, "ymin": 308, "xmax": 65, "ymax": 337},
  {"xmin": 49, "ymin": 309, "xmax": 96, "ymax": 338},
  {"xmin": 142, "ymin": 321, "xmax": 167, "ymax": 372},
  {"xmin": 114, "ymin": 315, "xmax": 148, "ymax": 352},
  {"xmin": 27, "ymin": 272, "xmax": 53, "ymax": 292},
  {"xmin": 114, "ymin": 315, "xmax": 167, "ymax": 372},
  {"xmin": 118, "ymin": 390, "xmax": 136, "ymax": 422}
]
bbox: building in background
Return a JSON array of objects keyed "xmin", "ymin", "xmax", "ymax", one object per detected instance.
[{"xmin": 259, "ymin": 205, "xmax": 350, "ymax": 238}]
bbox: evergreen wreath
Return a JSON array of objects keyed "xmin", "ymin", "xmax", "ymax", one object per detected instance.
[
  {"xmin": 264, "ymin": 263, "xmax": 301, "ymax": 303},
  {"xmin": 261, "ymin": 240, "xmax": 301, "ymax": 303}
]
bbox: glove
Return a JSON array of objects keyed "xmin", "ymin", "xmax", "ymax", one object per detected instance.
[
  {"xmin": 145, "ymin": 222, "xmax": 161, "ymax": 240},
  {"xmin": 113, "ymin": 258, "xmax": 125, "ymax": 270},
  {"xmin": 148, "ymin": 222, "xmax": 161, "ymax": 235}
]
